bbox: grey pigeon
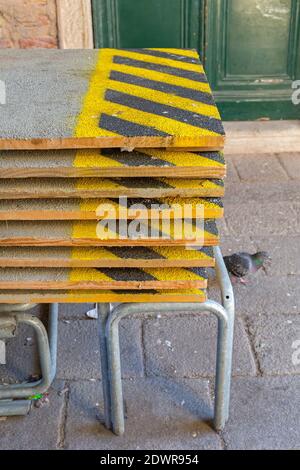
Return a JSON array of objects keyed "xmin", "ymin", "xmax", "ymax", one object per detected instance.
[{"xmin": 223, "ymin": 251, "xmax": 271, "ymax": 283}]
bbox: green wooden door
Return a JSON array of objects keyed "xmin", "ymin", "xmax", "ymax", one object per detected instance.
[{"xmin": 92, "ymin": 0, "xmax": 300, "ymax": 120}]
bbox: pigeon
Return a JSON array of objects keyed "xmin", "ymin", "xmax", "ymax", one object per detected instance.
[{"xmin": 223, "ymin": 251, "xmax": 271, "ymax": 284}]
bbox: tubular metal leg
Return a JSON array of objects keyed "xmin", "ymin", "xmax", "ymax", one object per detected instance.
[
  {"xmin": 106, "ymin": 301, "xmax": 231, "ymax": 436},
  {"xmin": 100, "ymin": 246, "xmax": 235, "ymax": 435},
  {"xmin": 214, "ymin": 246, "xmax": 235, "ymax": 421},
  {"xmin": 97, "ymin": 303, "xmax": 112, "ymax": 429},
  {"xmin": 0, "ymin": 303, "xmax": 59, "ymax": 415}
]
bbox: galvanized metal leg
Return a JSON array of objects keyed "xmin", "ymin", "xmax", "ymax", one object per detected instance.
[
  {"xmin": 97, "ymin": 303, "xmax": 112, "ymax": 429},
  {"xmin": 105, "ymin": 300, "xmax": 231, "ymax": 435},
  {"xmin": 103, "ymin": 246, "xmax": 235, "ymax": 435},
  {"xmin": 0, "ymin": 303, "xmax": 59, "ymax": 416},
  {"xmin": 214, "ymin": 246, "xmax": 235, "ymax": 422}
]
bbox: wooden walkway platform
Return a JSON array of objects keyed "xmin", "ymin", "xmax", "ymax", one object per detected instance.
[{"xmin": 0, "ymin": 48, "xmax": 224, "ymax": 150}]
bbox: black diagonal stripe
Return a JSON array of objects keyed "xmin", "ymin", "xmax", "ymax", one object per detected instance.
[
  {"xmin": 109, "ymin": 71, "xmax": 214, "ymax": 106},
  {"xmin": 194, "ymin": 151, "xmax": 225, "ymax": 164},
  {"xmin": 99, "ymin": 113, "xmax": 170, "ymax": 137},
  {"xmin": 187, "ymin": 267, "xmax": 207, "ymax": 278},
  {"xmin": 113, "ymin": 55, "xmax": 207, "ymax": 83},
  {"xmin": 100, "ymin": 149, "xmax": 175, "ymax": 167},
  {"xmin": 200, "ymin": 246, "xmax": 214, "ymax": 257},
  {"xmin": 122, "ymin": 49, "xmax": 200, "ymax": 65},
  {"xmin": 204, "ymin": 219, "xmax": 218, "ymax": 236},
  {"xmin": 97, "ymin": 267, "xmax": 156, "ymax": 282},
  {"xmin": 111, "ymin": 177, "xmax": 174, "ymax": 190},
  {"xmin": 211, "ymin": 179, "xmax": 225, "ymax": 187},
  {"xmin": 123, "ymin": 198, "xmax": 162, "ymax": 209},
  {"xmin": 105, "ymin": 89, "xmax": 225, "ymax": 136},
  {"xmin": 107, "ymin": 246, "xmax": 166, "ymax": 260},
  {"xmin": 206, "ymin": 198, "xmax": 223, "ymax": 208}
]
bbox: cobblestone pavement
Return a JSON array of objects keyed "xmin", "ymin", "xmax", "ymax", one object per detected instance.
[{"xmin": 0, "ymin": 152, "xmax": 299, "ymax": 450}]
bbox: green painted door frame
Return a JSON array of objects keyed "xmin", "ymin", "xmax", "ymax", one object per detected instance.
[{"xmin": 92, "ymin": 0, "xmax": 300, "ymax": 120}]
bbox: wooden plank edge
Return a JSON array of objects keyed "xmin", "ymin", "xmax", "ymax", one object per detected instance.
[{"xmin": 0, "ymin": 136, "xmax": 225, "ymax": 151}]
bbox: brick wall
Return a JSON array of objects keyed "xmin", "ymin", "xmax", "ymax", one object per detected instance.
[{"xmin": 0, "ymin": 0, "xmax": 58, "ymax": 48}]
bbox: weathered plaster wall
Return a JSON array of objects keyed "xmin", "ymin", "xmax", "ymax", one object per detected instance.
[{"xmin": 0, "ymin": 0, "xmax": 58, "ymax": 48}]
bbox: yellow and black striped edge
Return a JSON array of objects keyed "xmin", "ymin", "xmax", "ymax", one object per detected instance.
[
  {"xmin": 74, "ymin": 48, "xmax": 225, "ymax": 149},
  {"xmin": 0, "ymin": 219, "xmax": 219, "ymax": 247},
  {"xmin": 0, "ymin": 288, "xmax": 207, "ymax": 304},
  {"xmin": 0, "ymin": 48, "xmax": 224, "ymax": 150},
  {"xmin": 0, "ymin": 246, "xmax": 215, "ymax": 268},
  {"xmin": 0, "ymin": 177, "xmax": 225, "ymax": 199},
  {"xmin": 0, "ymin": 149, "xmax": 226, "ymax": 179},
  {"xmin": 0, "ymin": 197, "xmax": 224, "ymax": 220},
  {"xmin": 0, "ymin": 266, "xmax": 208, "ymax": 290}
]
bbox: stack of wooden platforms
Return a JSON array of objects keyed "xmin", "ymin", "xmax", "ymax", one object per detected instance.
[{"xmin": 0, "ymin": 48, "xmax": 226, "ymax": 304}]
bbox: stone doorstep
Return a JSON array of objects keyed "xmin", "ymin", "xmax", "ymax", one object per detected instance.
[{"xmin": 224, "ymin": 120, "xmax": 300, "ymax": 155}]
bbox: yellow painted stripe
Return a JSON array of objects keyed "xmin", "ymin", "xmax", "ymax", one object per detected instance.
[
  {"xmin": 73, "ymin": 149, "xmax": 124, "ymax": 168},
  {"xmin": 79, "ymin": 95, "xmax": 220, "ymax": 138},
  {"xmin": 74, "ymin": 49, "xmax": 119, "ymax": 138},
  {"xmin": 143, "ymin": 267, "xmax": 206, "ymax": 282},
  {"xmin": 71, "ymin": 247, "xmax": 119, "ymax": 261},
  {"xmin": 141, "ymin": 149, "xmax": 225, "ymax": 168},
  {"xmin": 74, "ymin": 49, "xmax": 221, "ymax": 139},
  {"xmin": 153, "ymin": 246, "xmax": 213, "ymax": 261},
  {"xmin": 111, "ymin": 62, "xmax": 211, "ymax": 93},
  {"xmin": 147, "ymin": 48, "xmax": 199, "ymax": 58},
  {"xmin": 106, "ymin": 79, "xmax": 220, "ymax": 120},
  {"xmin": 70, "ymin": 247, "xmax": 213, "ymax": 262},
  {"xmin": 113, "ymin": 49, "xmax": 204, "ymax": 73},
  {"xmin": 68, "ymin": 267, "xmax": 206, "ymax": 283},
  {"xmin": 72, "ymin": 148, "xmax": 225, "ymax": 170},
  {"xmin": 69, "ymin": 268, "xmax": 113, "ymax": 282}
]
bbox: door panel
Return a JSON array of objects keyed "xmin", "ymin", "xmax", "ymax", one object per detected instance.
[
  {"xmin": 93, "ymin": 0, "xmax": 205, "ymax": 53},
  {"xmin": 92, "ymin": 0, "xmax": 300, "ymax": 120},
  {"xmin": 205, "ymin": 0, "xmax": 300, "ymax": 119}
]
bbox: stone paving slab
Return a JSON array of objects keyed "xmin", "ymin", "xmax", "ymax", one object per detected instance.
[
  {"xmin": 224, "ymin": 181, "xmax": 300, "ymax": 205},
  {"xmin": 58, "ymin": 303, "xmax": 95, "ymax": 320},
  {"xmin": 223, "ymin": 376, "xmax": 300, "ymax": 450},
  {"xmin": 143, "ymin": 315, "xmax": 256, "ymax": 377},
  {"xmin": 65, "ymin": 378, "xmax": 222, "ymax": 450},
  {"xmin": 0, "ymin": 380, "xmax": 65, "ymax": 450},
  {"xmin": 278, "ymin": 152, "xmax": 300, "ymax": 180},
  {"xmin": 224, "ymin": 157, "xmax": 240, "ymax": 182},
  {"xmin": 56, "ymin": 319, "xmax": 143, "ymax": 380},
  {"xmin": 251, "ymin": 236, "xmax": 300, "ymax": 276},
  {"xmin": 225, "ymin": 202, "xmax": 298, "ymax": 237},
  {"xmin": 232, "ymin": 154, "xmax": 288, "ymax": 182},
  {"xmin": 247, "ymin": 313, "xmax": 300, "ymax": 375},
  {"xmin": 220, "ymin": 236, "xmax": 257, "ymax": 256},
  {"xmin": 233, "ymin": 275, "xmax": 300, "ymax": 316}
]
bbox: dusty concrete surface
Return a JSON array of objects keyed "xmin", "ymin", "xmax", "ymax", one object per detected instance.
[{"xmin": 0, "ymin": 152, "xmax": 300, "ymax": 450}]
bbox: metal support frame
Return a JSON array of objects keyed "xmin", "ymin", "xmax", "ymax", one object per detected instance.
[
  {"xmin": 0, "ymin": 246, "xmax": 234, "ymax": 434},
  {"xmin": 0, "ymin": 303, "xmax": 58, "ymax": 416},
  {"xmin": 97, "ymin": 246, "xmax": 235, "ymax": 435}
]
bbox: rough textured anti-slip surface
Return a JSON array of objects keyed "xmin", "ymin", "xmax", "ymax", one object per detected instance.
[
  {"xmin": 0, "ymin": 149, "xmax": 226, "ymax": 178},
  {"xmin": 0, "ymin": 219, "xmax": 219, "ymax": 246},
  {"xmin": 0, "ymin": 266, "xmax": 208, "ymax": 290},
  {"xmin": 0, "ymin": 177, "xmax": 225, "ymax": 199},
  {"xmin": 0, "ymin": 197, "xmax": 223, "ymax": 220},
  {"xmin": 0, "ymin": 246, "xmax": 215, "ymax": 268},
  {"xmin": 0, "ymin": 48, "xmax": 224, "ymax": 150},
  {"xmin": 0, "ymin": 288, "xmax": 207, "ymax": 303}
]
